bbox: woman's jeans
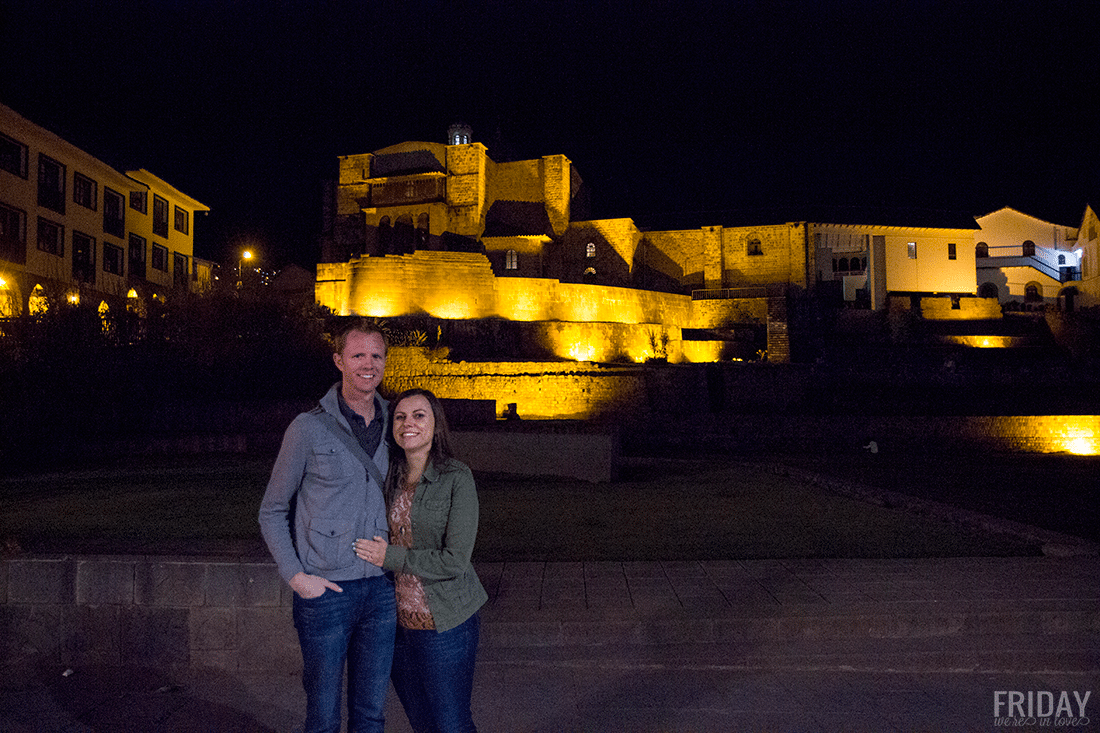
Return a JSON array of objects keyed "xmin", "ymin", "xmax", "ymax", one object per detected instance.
[
  {"xmin": 292, "ymin": 575, "xmax": 397, "ymax": 733},
  {"xmin": 391, "ymin": 612, "xmax": 480, "ymax": 733}
]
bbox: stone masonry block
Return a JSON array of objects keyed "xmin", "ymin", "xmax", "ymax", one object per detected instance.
[
  {"xmin": 76, "ymin": 559, "xmax": 134, "ymax": 605},
  {"xmin": 189, "ymin": 648, "xmax": 239, "ymax": 672},
  {"xmin": 190, "ymin": 607, "xmax": 237, "ymax": 651},
  {"xmin": 136, "ymin": 561, "xmax": 207, "ymax": 607},
  {"xmin": 8, "ymin": 558, "xmax": 75, "ymax": 604},
  {"xmin": 236, "ymin": 607, "xmax": 299, "ymax": 674},
  {"xmin": 206, "ymin": 563, "xmax": 283, "ymax": 608},
  {"xmin": 62, "ymin": 604, "xmax": 121, "ymax": 666},
  {"xmin": 121, "ymin": 606, "xmax": 190, "ymax": 669},
  {"xmin": 0, "ymin": 605, "xmax": 62, "ymax": 664}
]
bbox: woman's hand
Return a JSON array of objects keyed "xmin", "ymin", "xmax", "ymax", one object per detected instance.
[{"xmin": 353, "ymin": 536, "xmax": 389, "ymax": 567}]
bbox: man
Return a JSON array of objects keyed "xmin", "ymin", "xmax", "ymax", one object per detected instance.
[{"xmin": 259, "ymin": 319, "xmax": 395, "ymax": 733}]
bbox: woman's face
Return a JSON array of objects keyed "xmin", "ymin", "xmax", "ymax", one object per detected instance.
[{"xmin": 393, "ymin": 394, "xmax": 435, "ymax": 456}]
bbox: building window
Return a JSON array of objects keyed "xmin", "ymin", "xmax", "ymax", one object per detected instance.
[
  {"xmin": 130, "ymin": 190, "xmax": 147, "ymax": 214},
  {"xmin": 1058, "ymin": 254, "xmax": 1066, "ymax": 265},
  {"xmin": 948, "ymin": 242, "xmax": 957, "ymax": 260},
  {"xmin": 103, "ymin": 242, "xmax": 124, "ymax": 275},
  {"xmin": 37, "ymin": 217, "xmax": 64, "ymax": 256},
  {"xmin": 153, "ymin": 195, "xmax": 169, "ymax": 237},
  {"xmin": 505, "ymin": 249, "xmax": 518, "ymax": 270},
  {"xmin": 1022, "ymin": 240, "xmax": 1036, "ymax": 257},
  {"xmin": 586, "ymin": 242, "xmax": 596, "ymax": 258},
  {"xmin": 174, "ymin": 205, "xmax": 189, "ymax": 235},
  {"xmin": 37, "ymin": 155, "xmax": 66, "ymax": 214},
  {"xmin": 129, "ymin": 233, "xmax": 147, "ymax": 279},
  {"xmin": 1, "ymin": 133, "xmax": 29, "ymax": 178},
  {"xmin": 72, "ymin": 231, "xmax": 96, "ymax": 284},
  {"xmin": 0, "ymin": 202, "xmax": 27, "ymax": 264},
  {"xmin": 747, "ymin": 237, "xmax": 763, "ymax": 256},
  {"xmin": 976, "ymin": 242, "xmax": 989, "ymax": 258},
  {"xmin": 151, "ymin": 243, "xmax": 168, "ymax": 272},
  {"xmin": 104, "ymin": 187, "xmax": 125, "ymax": 238},
  {"xmin": 173, "ymin": 252, "xmax": 188, "ymax": 288},
  {"xmin": 907, "ymin": 242, "xmax": 917, "ymax": 259},
  {"xmin": 73, "ymin": 173, "xmax": 97, "ymax": 210},
  {"xmin": 951, "ymin": 294, "xmax": 961, "ymax": 310}
]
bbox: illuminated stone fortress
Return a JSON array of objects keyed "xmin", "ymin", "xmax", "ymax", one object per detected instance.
[{"xmin": 317, "ymin": 124, "xmax": 1037, "ymax": 371}]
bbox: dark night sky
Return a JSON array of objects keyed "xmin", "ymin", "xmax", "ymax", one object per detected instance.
[{"xmin": 3, "ymin": 0, "xmax": 1097, "ymax": 270}]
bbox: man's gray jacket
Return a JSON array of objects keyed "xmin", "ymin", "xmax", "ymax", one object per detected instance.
[{"xmin": 259, "ymin": 382, "xmax": 390, "ymax": 583}]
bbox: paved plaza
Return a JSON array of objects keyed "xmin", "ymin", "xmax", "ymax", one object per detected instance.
[{"xmin": 3, "ymin": 555, "xmax": 1098, "ymax": 732}]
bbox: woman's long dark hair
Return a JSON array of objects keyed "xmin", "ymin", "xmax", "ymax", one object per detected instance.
[{"xmin": 384, "ymin": 388, "xmax": 454, "ymax": 506}]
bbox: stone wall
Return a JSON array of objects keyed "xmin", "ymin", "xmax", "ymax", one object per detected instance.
[{"xmin": 0, "ymin": 553, "xmax": 301, "ymax": 674}]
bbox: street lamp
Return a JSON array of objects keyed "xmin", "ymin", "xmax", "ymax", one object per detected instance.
[{"xmin": 237, "ymin": 250, "xmax": 252, "ymax": 289}]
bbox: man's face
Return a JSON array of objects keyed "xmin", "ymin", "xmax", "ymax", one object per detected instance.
[{"xmin": 333, "ymin": 330, "xmax": 387, "ymax": 400}]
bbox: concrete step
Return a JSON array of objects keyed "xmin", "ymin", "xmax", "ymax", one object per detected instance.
[{"xmin": 480, "ymin": 633, "xmax": 1100, "ymax": 674}]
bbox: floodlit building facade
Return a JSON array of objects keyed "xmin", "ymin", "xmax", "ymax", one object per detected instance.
[
  {"xmin": 319, "ymin": 132, "xmax": 1006, "ymax": 362},
  {"xmin": 974, "ymin": 206, "xmax": 1086, "ymax": 310},
  {"xmin": 0, "ymin": 103, "xmax": 211, "ymax": 319}
]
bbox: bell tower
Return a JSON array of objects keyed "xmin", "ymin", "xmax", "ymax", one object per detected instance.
[{"xmin": 446, "ymin": 122, "xmax": 472, "ymax": 145}]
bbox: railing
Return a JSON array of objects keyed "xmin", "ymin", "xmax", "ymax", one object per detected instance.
[
  {"xmin": 693, "ymin": 284, "xmax": 785, "ymax": 300},
  {"xmin": 976, "ymin": 254, "xmax": 1079, "ymax": 282}
]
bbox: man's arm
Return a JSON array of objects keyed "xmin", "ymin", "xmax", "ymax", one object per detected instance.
[{"xmin": 258, "ymin": 415, "xmax": 311, "ymax": 583}]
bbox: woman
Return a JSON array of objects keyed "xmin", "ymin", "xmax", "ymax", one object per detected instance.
[{"xmin": 354, "ymin": 388, "xmax": 487, "ymax": 733}]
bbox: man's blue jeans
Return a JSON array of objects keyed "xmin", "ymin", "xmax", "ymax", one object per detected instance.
[
  {"xmin": 292, "ymin": 575, "xmax": 397, "ymax": 733},
  {"xmin": 391, "ymin": 612, "xmax": 480, "ymax": 733}
]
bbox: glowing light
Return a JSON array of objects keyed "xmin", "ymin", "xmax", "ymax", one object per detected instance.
[
  {"xmin": 127, "ymin": 288, "xmax": 139, "ymax": 298},
  {"xmin": 0, "ymin": 277, "xmax": 6, "ymax": 287},
  {"xmin": 425, "ymin": 296, "xmax": 477, "ymax": 320},
  {"xmin": 568, "ymin": 343, "xmax": 596, "ymax": 362},
  {"xmin": 943, "ymin": 335, "xmax": 1018, "ymax": 349},
  {"xmin": 68, "ymin": 292, "xmax": 80, "ymax": 305},
  {"xmin": 1051, "ymin": 418, "xmax": 1099, "ymax": 456}
]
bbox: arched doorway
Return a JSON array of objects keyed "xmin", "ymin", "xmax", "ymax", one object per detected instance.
[
  {"xmin": 1059, "ymin": 286, "xmax": 1078, "ymax": 313},
  {"xmin": 978, "ymin": 282, "xmax": 999, "ymax": 299},
  {"xmin": 0, "ymin": 276, "xmax": 17, "ymax": 317},
  {"xmin": 29, "ymin": 284, "xmax": 50, "ymax": 315}
]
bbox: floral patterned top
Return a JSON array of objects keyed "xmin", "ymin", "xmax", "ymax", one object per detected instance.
[{"xmin": 390, "ymin": 480, "xmax": 435, "ymax": 630}]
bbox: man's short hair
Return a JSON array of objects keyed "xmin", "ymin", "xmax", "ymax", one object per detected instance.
[{"xmin": 333, "ymin": 318, "xmax": 388, "ymax": 355}]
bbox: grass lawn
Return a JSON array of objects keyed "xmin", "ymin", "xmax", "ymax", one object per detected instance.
[
  {"xmin": 782, "ymin": 453, "xmax": 1100, "ymax": 544},
  {"xmin": 0, "ymin": 453, "xmax": 1040, "ymax": 560}
]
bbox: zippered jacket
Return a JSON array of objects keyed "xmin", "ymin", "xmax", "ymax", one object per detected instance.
[{"xmin": 259, "ymin": 382, "xmax": 390, "ymax": 583}]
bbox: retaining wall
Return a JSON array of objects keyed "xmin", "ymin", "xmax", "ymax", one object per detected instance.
[{"xmin": 0, "ymin": 553, "xmax": 301, "ymax": 674}]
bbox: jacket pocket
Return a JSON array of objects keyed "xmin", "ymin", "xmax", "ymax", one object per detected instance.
[
  {"xmin": 417, "ymin": 497, "xmax": 451, "ymax": 532},
  {"xmin": 309, "ymin": 442, "xmax": 350, "ymax": 481},
  {"xmin": 304, "ymin": 517, "xmax": 357, "ymax": 572}
]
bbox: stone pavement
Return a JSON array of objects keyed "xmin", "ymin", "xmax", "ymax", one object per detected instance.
[{"xmin": 3, "ymin": 555, "xmax": 1098, "ymax": 732}]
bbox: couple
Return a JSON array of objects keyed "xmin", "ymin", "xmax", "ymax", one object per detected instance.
[{"xmin": 259, "ymin": 319, "xmax": 486, "ymax": 733}]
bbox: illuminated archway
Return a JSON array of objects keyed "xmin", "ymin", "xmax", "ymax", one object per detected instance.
[
  {"xmin": 0, "ymin": 276, "xmax": 15, "ymax": 317},
  {"xmin": 126, "ymin": 288, "xmax": 147, "ymax": 318},
  {"xmin": 1024, "ymin": 282, "xmax": 1042, "ymax": 302},
  {"xmin": 29, "ymin": 284, "xmax": 49, "ymax": 315},
  {"xmin": 98, "ymin": 300, "xmax": 112, "ymax": 336}
]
